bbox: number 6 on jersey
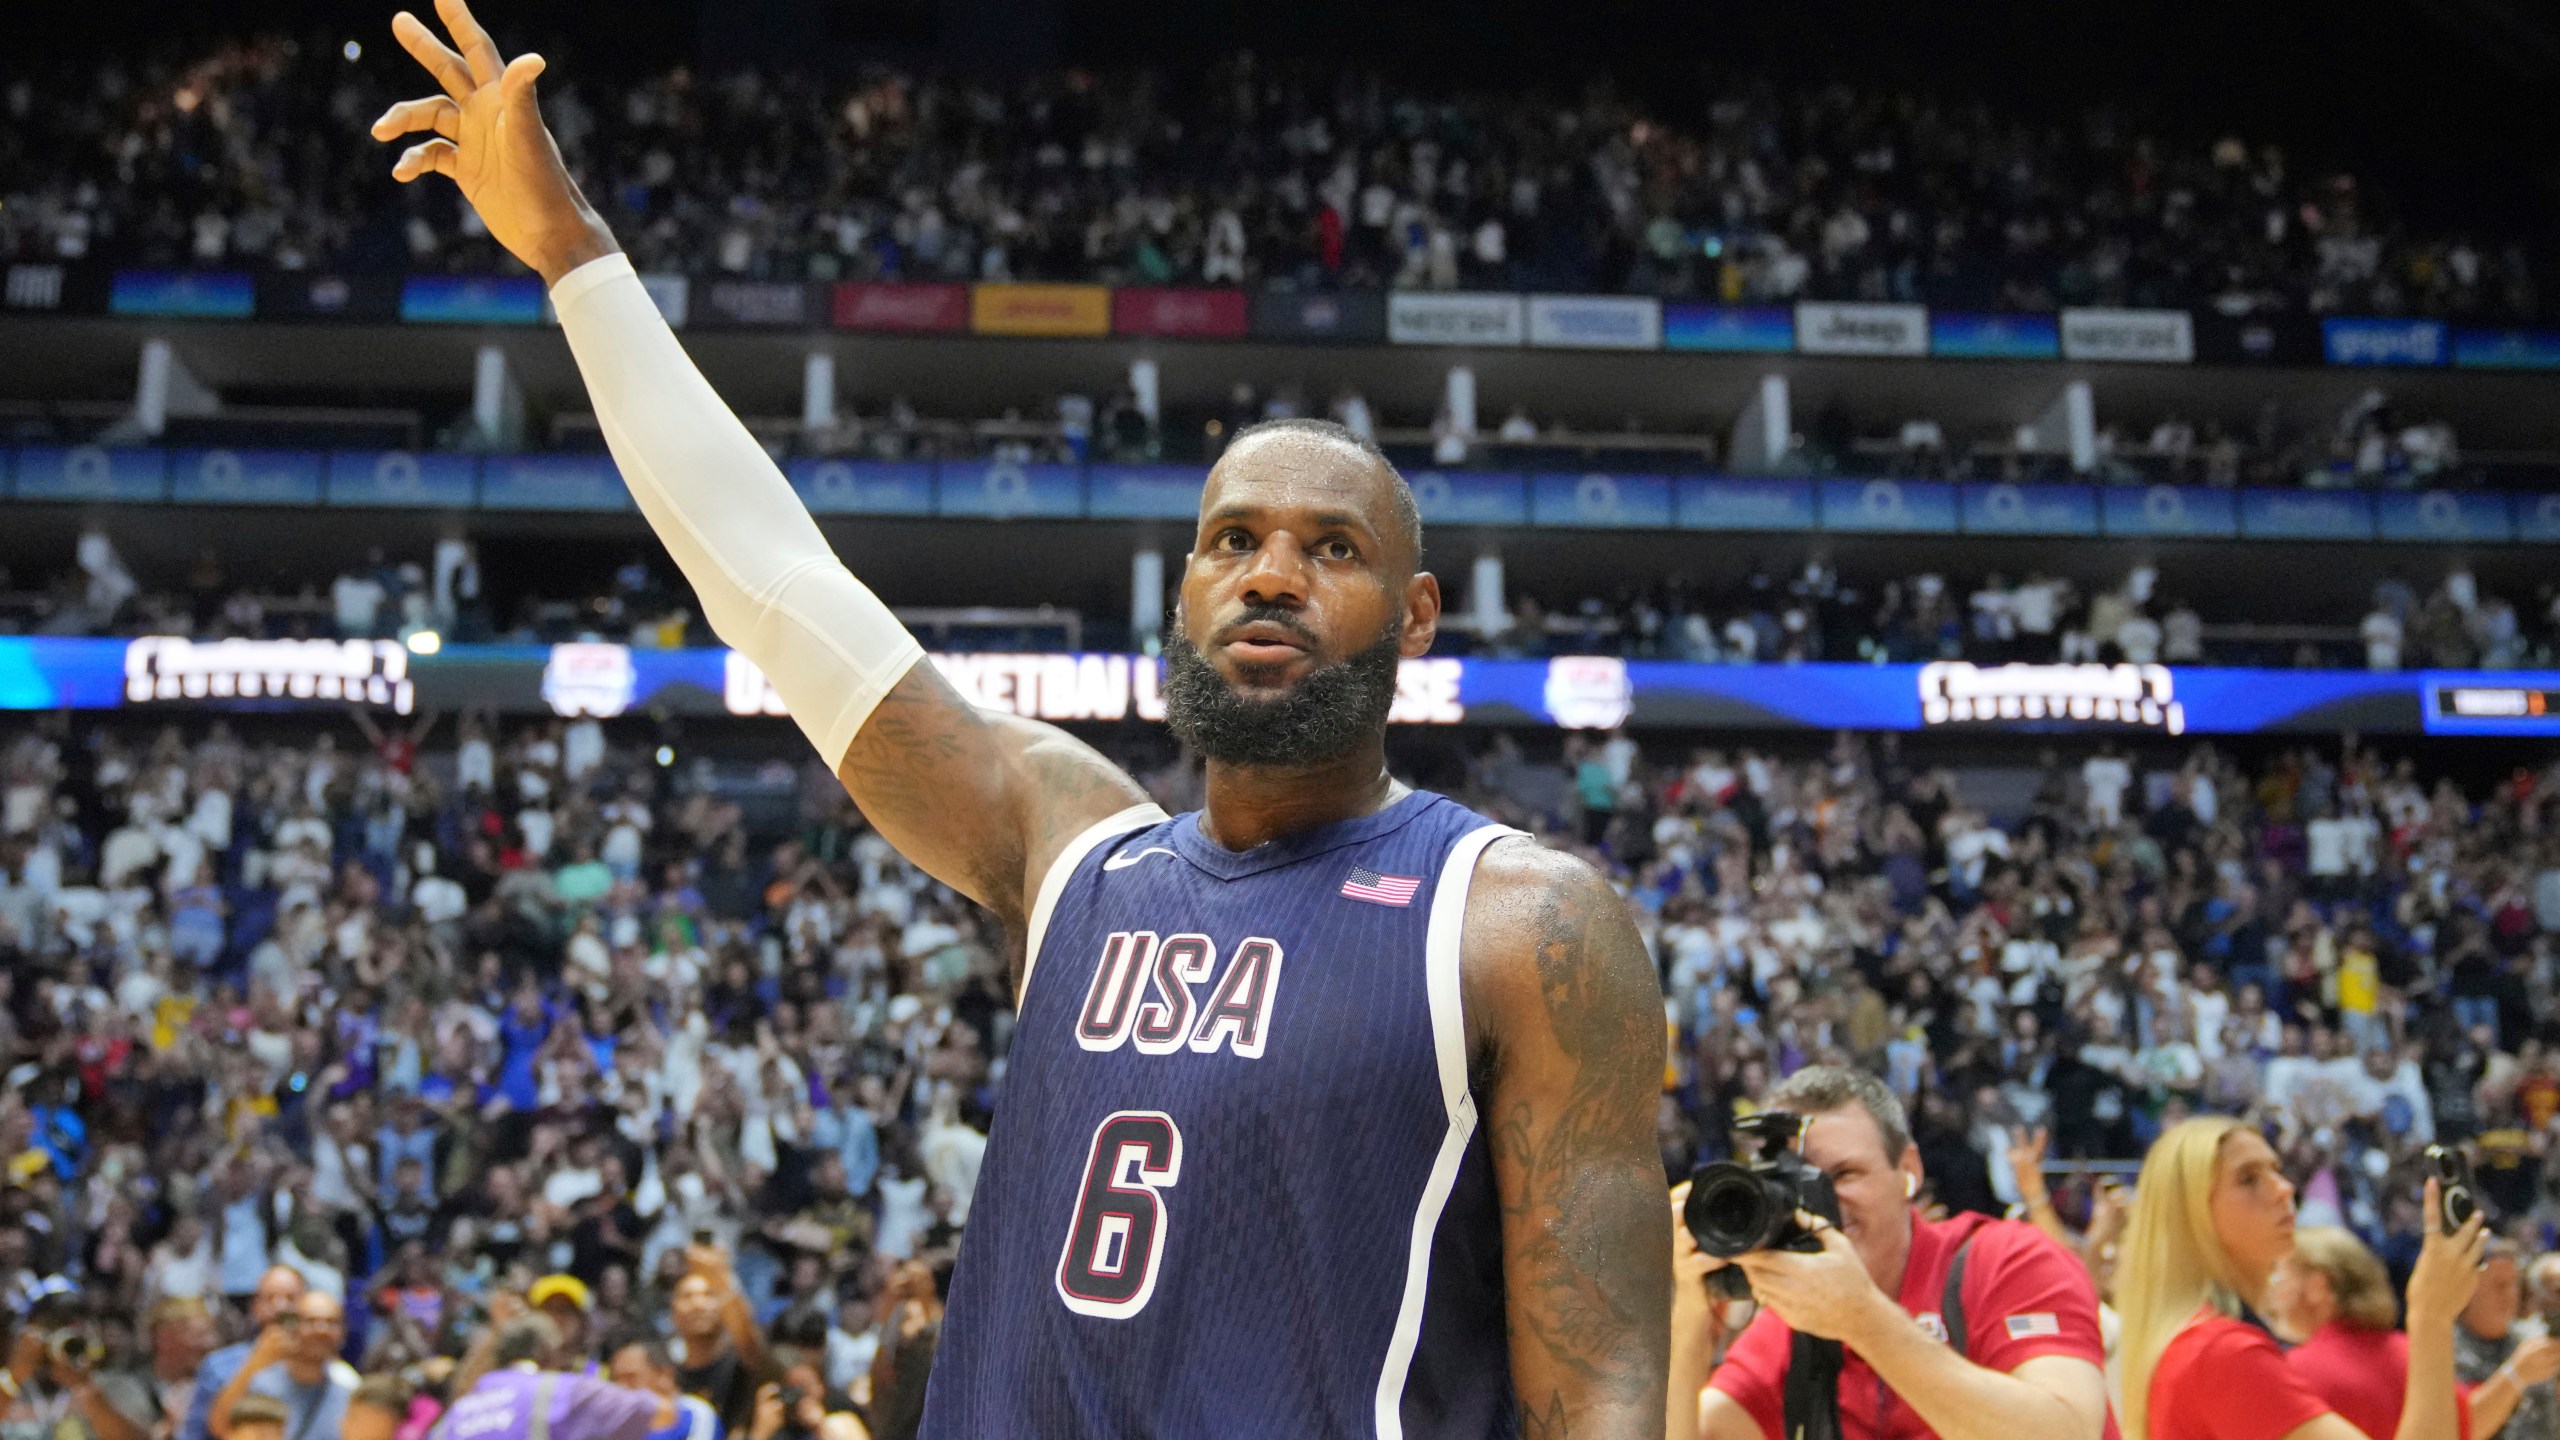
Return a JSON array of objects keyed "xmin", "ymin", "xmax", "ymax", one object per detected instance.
[{"xmin": 1054, "ymin": 1110, "xmax": 1184, "ymax": 1319}]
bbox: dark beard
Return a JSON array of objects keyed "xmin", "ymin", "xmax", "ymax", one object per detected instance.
[{"xmin": 1161, "ymin": 616, "xmax": 1403, "ymax": 768}]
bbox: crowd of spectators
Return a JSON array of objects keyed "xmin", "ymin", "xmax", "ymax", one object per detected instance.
[
  {"xmin": 1453, "ymin": 561, "xmax": 2559, "ymax": 673},
  {"xmin": 0, "ymin": 37, "xmax": 2544, "ymax": 320},
  {"xmin": 3, "ymin": 700, "xmax": 2560, "ymax": 1440},
  {"xmin": 13, "ymin": 531, "xmax": 2560, "ymax": 679}
]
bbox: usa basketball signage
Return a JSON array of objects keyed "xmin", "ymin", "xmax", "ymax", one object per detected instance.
[
  {"xmin": 124, "ymin": 637, "xmax": 414, "ymax": 713},
  {"xmin": 1918, "ymin": 662, "xmax": 2185, "ymax": 733},
  {"xmin": 725, "ymin": 651, "xmax": 1464, "ymax": 726}
]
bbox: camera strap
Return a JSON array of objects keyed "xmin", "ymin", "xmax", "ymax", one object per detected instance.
[
  {"xmin": 1942, "ymin": 1237, "xmax": 1977, "ymax": 1360},
  {"xmin": 1780, "ymin": 1331, "xmax": 1844, "ymax": 1440}
]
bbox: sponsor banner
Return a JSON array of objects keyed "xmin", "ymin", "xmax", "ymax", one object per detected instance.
[
  {"xmin": 5, "ymin": 262, "xmax": 112, "ymax": 315},
  {"xmin": 2059, "ymin": 308, "xmax": 2195, "ymax": 363},
  {"xmin": 785, "ymin": 459, "xmax": 935, "ymax": 516},
  {"xmin": 970, "ymin": 283, "xmax": 1110, "ymax": 338},
  {"xmin": 1087, "ymin": 464, "xmax": 1210, "ymax": 520},
  {"xmin": 693, "ymin": 279, "xmax": 824, "ymax": 329},
  {"xmin": 252, "ymin": 273, "xmax": 403, "ymax": 323},
  {"xmin": 2322, "ymin": 317, "xmax": 2448, "ymax": 368},
  {"xmin": 169, "ymin": 448, "xmax": 323, "ymax": 506},
  {"xmin": 2193, "ymin": 313, "xmax": 2323, "ymax": 367},
  {"xmin": 1959, "ymin": 483, "xmax": 2101, "ymax": 536},
  {"xmin": 2374, "ymin": 491, "xmax": 2513, "ymax": 543},
  {"xmin": 110, "ymin": 270, "xmax": 255, "ymax": 319},
  {"xmin": 1816, "ymin": 478, "xmax": 1960, "ymax": 532},
  {"xmin": 9, "ymin": 637, "xmax": 2519, "ymax": 737},
  {"xmin": 831, "ymin": 282, "xmax": 968, "ymax": 333},
  {"xmin": 2100, "ymin": 485, "xmax": 2239, "ymax": 538},
  {"xmin": 1661, "ymin": 304, "xmax": 1796, "ymax": 353},
  {"xmin": 401, "ymin": 275, "xmax": 544, "ymax": 325},
  {"xmin": 934, "ymin": 460, "xmax": 1084, "ymax": 519},
  {"xmin": 1930, "ymin": 312, "xmax": 2059, "ymax": 361},
  {"xmin": 1795, "ymin": 301, "xmax": 1928, "ymax": 357},
  {"xmin": 479, "ymin": 454, "xmax": 631, "ymax": 511},
  {"xmin": 1675, "ymin": 476, "xmax": 1818, "ymax": 531},
  {"xmin": 1526, "ymin": 294, "xmax": 1662, "ymax": 350},
  {"xmin": 1111, "ymin": 288, "xmax": 1250, "ymax": 339},
  {"xmin": 2238, "ymin": 489, "xmax": 2374, "ymax": 540},
  {"xmin": 1529, "ymin": 472, "xmax": 1674, "ymax": 528},
  {"xmin": 2453, "ymin": 328, "xmax": 2560, "ymax": 370},
  {"xmin": 1249, "ymin": 290, "xmax": 1388, "ymax": 343},
  {"xmin": 1407, "ymin": 471, "xmax": 1528, "ymax": 526},
  {"xmin": 325, "ymin": 451, "xmax": 478, "ymax": 508},
  {"xmin": 2509, "ymin": 493, "xmax": 2560, "ymax": 544},
  {"xmin": 12, "ymin": 446, "xmax": 168, "ymax": 503},
  {"xmin": 1387, "ymin": 292, "xmax": 1525, "ymax": 347}
]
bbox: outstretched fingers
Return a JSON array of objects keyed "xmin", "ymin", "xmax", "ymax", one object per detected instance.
[
  {"xmin": 391, "ymin": 140, "xmax": 460, "ymax": 184},
  {"xmin": 435, "ymin": 0, "xmax": 509, "ymax": 86},
  {"xmin": 390, "ymin": 11, "xmax": 476, "ymax": 102},
  {"xmin": 370, "ymin": 96, "xmax": 461, "ymax": 143}
]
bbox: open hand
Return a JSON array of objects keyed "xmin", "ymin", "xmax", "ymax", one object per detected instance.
[{"xmin": 370, "ymin": 0, "xmax": 617, "ymax": 283}]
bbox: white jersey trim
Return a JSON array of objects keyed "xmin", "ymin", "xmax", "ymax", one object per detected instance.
[
  {"xmin": 1018, "ymin": 802, "xmax": 1171, "ymax": 1007},
  {"xmin": 1373, "ymin": 822, "xmax": 1524, "ymax": 1440}
]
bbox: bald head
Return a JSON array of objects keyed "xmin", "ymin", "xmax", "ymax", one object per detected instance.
[{"xmin": 1212, "ymin": 418, "xmax": 1422, "ymax": 576}]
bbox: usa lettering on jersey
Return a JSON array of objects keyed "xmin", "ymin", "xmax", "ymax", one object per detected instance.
[{"xmin": 1074, "ymin": 930, "xmax": 1285, "ymax": 1059}]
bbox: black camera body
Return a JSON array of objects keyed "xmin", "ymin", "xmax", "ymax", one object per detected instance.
[{"xmin": 1686, "ymin": 1111, "xmax": 1843, "ymax": 1300}]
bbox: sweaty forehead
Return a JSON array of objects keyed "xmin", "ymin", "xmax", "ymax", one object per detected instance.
[{"xmin": 1201, "ymin": 432, "xmax": 1404, "ymax": 539}]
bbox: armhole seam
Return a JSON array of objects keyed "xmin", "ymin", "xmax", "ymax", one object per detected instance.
[{"xmin": 1016, "ymin": 802, "xmax": 1172, "ymax": 1007}]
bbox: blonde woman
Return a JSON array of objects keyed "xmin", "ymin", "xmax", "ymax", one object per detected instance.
[{"xmin": 2117, "ymin": 1117, "xmax": 2484, "ymax": 1440}]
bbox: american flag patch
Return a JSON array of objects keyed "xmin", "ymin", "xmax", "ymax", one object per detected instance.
[
  {"xmin": 1340, "ymin": 867, "xmax": 1422, "ymax": 906},
  {"xmin": 2005, "ymin": 1313, "xmax": 2061, "ymax": 1339}
]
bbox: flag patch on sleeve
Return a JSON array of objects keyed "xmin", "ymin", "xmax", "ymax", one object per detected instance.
[{"xmin": 2004, "ymin": 1312, "xmax": 2061, "ymax": 1339}]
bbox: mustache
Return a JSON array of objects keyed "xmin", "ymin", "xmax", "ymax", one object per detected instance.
[{"xmin": 1213, "ymin": 604, "xmax": 1321, "ymax": 648}]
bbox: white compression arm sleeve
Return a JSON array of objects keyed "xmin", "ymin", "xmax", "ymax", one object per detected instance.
[{"xmin": 551, "ymin": 253, "xmax": 923, "ymax": 766}]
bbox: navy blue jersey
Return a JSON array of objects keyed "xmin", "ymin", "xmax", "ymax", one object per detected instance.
[{"xmin": 921, "ymin": 791, "xmax": 1525, "ymax": 1440}]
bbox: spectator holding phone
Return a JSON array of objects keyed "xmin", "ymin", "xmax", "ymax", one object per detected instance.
[
  {"xmin": 205, "ymin": 1294, "xmax": 354, "ymax": 1440},
  {"xmin": 2117, "ymin": 1116, "xmax": 2483, "ymax": 1440}
]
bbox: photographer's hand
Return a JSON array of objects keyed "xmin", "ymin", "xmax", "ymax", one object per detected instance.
[
  {"xmin": 1728, "ymin": 1212, "xmax": 1895, "ymax": 1346},
  {"xmin": 1748, "ymin": 1208, "xmax": 2109, "ymax": 1440},
  {"xmin": 1668, "ymin": 1181, "xmax": 1730, "ymax": 1440}
]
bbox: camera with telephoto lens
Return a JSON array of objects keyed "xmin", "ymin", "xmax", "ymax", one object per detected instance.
[
  {"xmin": 1685, "ymin": 1111, "xmax": 1843, "ymax": 1300},
  {"xmin": 2426, "ymin": 1143, "xmax": 2478, "ymax": 1236},
  {"xmin": 45, "ymin": 1330, "xmax": 100, "ymax": 1369}
]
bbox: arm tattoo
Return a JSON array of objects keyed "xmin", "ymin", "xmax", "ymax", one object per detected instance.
[
  {"xmin": 837, "ymin": 663, "xmax": 1146, "ymax": 937},
  {"xmin": 1489, "ymin": 859, "xmax": 1673, "ymax": 1432}
]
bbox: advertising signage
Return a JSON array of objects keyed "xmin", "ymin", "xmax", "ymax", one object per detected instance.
[{"xmin": 4, "ymin": 639, "xmax": 2545, "ymax": 738}]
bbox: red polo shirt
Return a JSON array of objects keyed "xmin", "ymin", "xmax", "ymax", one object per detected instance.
[
  {"xmin": 1708, "ymin": 1211, "xmax": 2117, "ymax": 1440},
  {"xmin": 2285, "ymin": 1321, "xmax": 2472, "ymax": 1440},
  {"xmin": 2149, "ymin": 1314, "xmax": 2471, "ymax": 1440}
]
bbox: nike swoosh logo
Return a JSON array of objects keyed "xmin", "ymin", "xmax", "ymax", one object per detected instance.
[{"xmin": 1102, "ymin": 846, "xmax": 1179, "ymax": 871}]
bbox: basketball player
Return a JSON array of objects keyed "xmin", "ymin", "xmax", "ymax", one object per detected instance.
[{"xmin": 371, "ymin": 6, "xmax": 1671, "ymax": 1434}]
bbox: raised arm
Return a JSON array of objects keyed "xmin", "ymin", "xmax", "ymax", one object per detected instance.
[
  {"xmin": 370, "ymin": 0, "xmax": 1148, "ymax": 930},
  {"xmin": 1464, "ymin": 841, "xmax": 1672, "ymax": 1439}
]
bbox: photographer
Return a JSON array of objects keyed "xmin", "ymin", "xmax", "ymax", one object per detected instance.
[
  {"xmin": 1671, "ymin": 1067, "xmax": 2112, "ymax": 1440},
  {"xmin": 0, "ymin": 1294, "xmax": 150, "ymax": 1440}
]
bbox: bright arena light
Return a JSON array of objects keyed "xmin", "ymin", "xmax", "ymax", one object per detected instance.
[
  {"xmin": 343, "ymin": 40, "xmax": 363, "ymax": 61},
  {"xmin": 404, "ymin": 630, "xmax": 442, "ymax": 656}
]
